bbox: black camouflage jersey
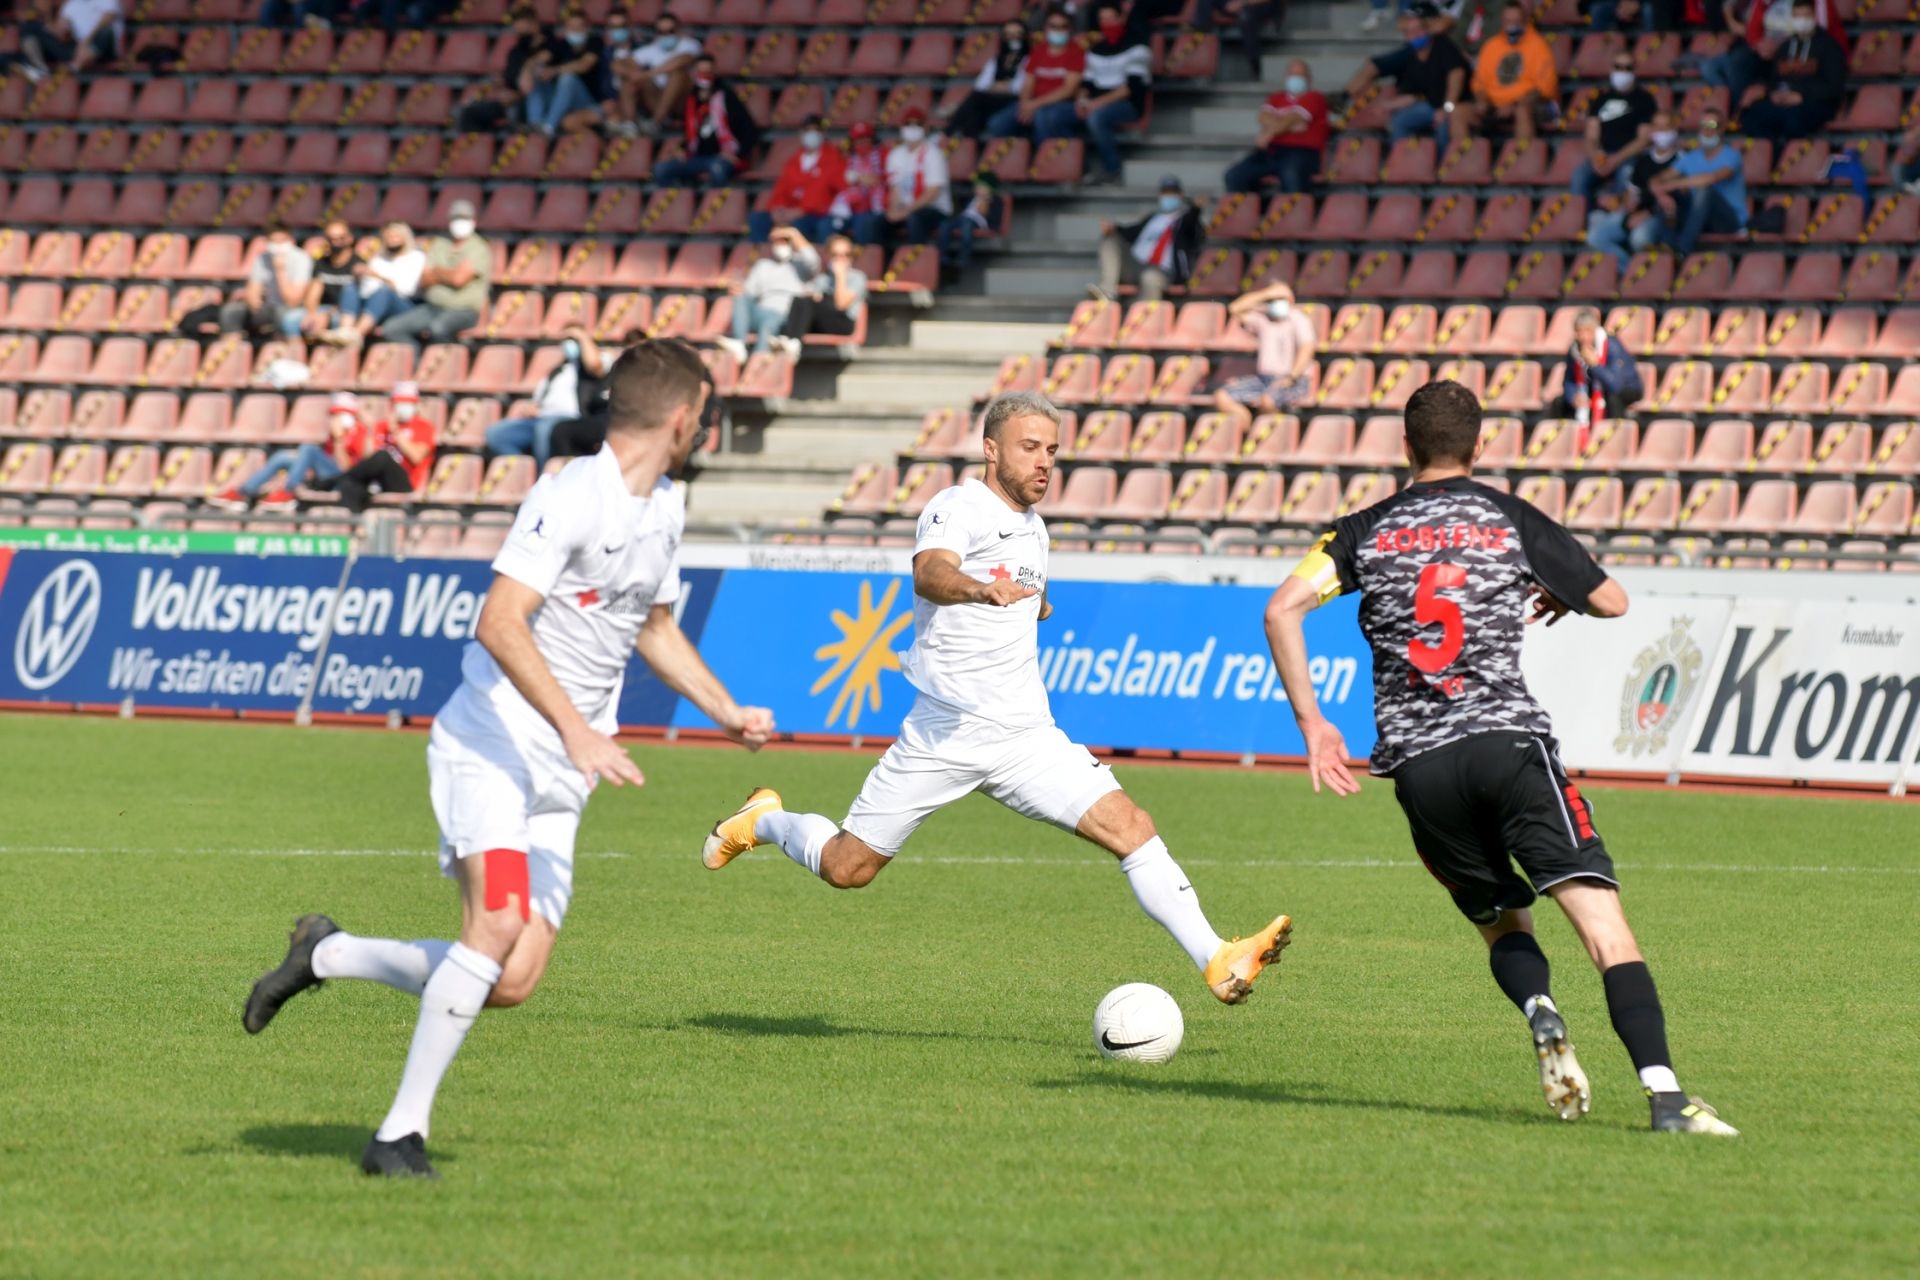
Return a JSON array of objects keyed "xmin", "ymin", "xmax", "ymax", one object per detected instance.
[{"xmin": 1314, "ymin": 476, "xmax": 1608, "ymax": 775}]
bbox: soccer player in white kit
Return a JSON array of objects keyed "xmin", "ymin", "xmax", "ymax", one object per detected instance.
[
  {"xmin": 702, "ymin": 391, "xmax": 1292, "ymax": 1005},
  {"xmin": 242, "ymin": 340, "xmax": 775, "ymax": 1178}
]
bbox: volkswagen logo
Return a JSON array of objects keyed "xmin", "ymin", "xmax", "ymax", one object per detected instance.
[{"xmin": 14, "ymin": 560, "xmax": 102, "ymax": 691}]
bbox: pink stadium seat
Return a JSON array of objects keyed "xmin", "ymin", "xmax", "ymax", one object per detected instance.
[
  {"xmin": 1127, "ymin": 412, "xmax": 1185, "ymax": 463},
  {"xmin": 1621, "ymin": 477, "xmax": 1681, "ymax": 531},
  {"xmin": 1830, "ymin": 363, "xmax": 1892, "ymax": 417},
  {"xmin": 1752, "ymin": 420, "xmax": 1813, "ymax": 472},
  {"xmin": 1236, "ymin": 413, "xmax": 1299, "ymax": 464},
  {"xmin": 1222, "ymin": 471, "xmax": 1281, "ymax": 524},
  {"xmin": 1854, "ymin": 481, "xmax": 1915, "ymax": 537},
  {"xmin": 1276, "ymin": 470, "xmax": 1337, "ymax": 526},
  {"xmin": 1066, "ymin": 410, "xmax": 1130, "ymax": 462},
  {"xmin": 1182, "ymin": 413, "xmax": 1240, "ymax": 464},
  {"xmin": 1728, "ymin": 479, "xmax": 1796, "ymax": 533},
  {"xmin": 1166, "ymin": 469, "xmax": 1227, "ymax": 522},
  {"xmin": 1048, "ymin": 466, "xmax": 1118, "ymax": 520},
  {"xmin": 1290, "ymin": 415, "xmax": 1355, "ymax": 465}
]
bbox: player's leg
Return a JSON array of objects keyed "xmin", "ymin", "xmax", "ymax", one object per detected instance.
[
  {"xmin": 486, "ymin": 807, "xmax": 578, "ymax": 1007},
  {"xmin": 987, "ymin": 730, "xmax": 1291, "ymax": 1004}
]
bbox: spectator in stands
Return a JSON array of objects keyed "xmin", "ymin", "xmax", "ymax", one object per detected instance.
[
  {"xmin": 1561, "ymin": 312, "xmax": 1643, "ymax": 450},
  {"xmin": 1223, "ymin": 59, "xmax": 1329, "ymax": 194},
  {"xmin": 1465, "ymin": 3, "xmax": 1558, "ymax": 143},
  {"xmin": 653, "ymin": 53, "xmax": 761, "ymax": 188},
  {"xmin": 1075, "ymin": 2, "xmax": 1152, "ymax": 186},
  {"xmin": 18, "ymin": 0, "xmax": 121, "ymax": 78},
  {"xmin": 292, "ymin": 221, "xmax": 361, "ymax": 340},
  {"xmin": 1345, "ymin": 5, "xmax": 1469, "ymax": 156},
  {"xmin": 1890, "ymin": 120, "xmax": 1920, "ymax": 194},
  {"xmin": 210, "ymin": 391, "xmax": 368, "ymax": 512},
  {"xmin": 308, "ymin": 382, "xmax": 438, "ymax": 513},
  {"xmin": 884, "ymin": 109, "xmax": 952, "ymax": 245},
  {"xmin": 1090, "ymin": 174, "xmax": 1205, "ymax": 303},
  {"xmin": 382, "ymin": 202, "xmax": 489, "ymax": 344},
  {"xmin": 326, "ymin": 221, "xmax": 423, "ymax": 346},
  {"xmin": 523, "ymin": 8, "xmax": 605, "ymax": 138},
  {"xmin": 1586, "ymin": 0, "xmax": 1654, "ymax": 32},
  {"xmin": 1736, "ymin": 0, "xmax": 1844, "ymax": 144},
  {"xmin": 936, "ymin": 172, "xmax": 1005, "ymax": 276},
  {"xmin": 1651, "ymin": 109, "xmax": 1747, "ymax": 254},
  {"xmin": 716, "ymin": 227, "xmax": 821, "ymax": 361},
  {"xmin": 1585, "ymin": 110, "xmax": 1681, "ymax": 269},
  {"xmin": 1703, "ymin": 0, "xmax": 1845, "ymax": 107},
  {"xmin": 613, "ymin": 9, "xmax": 701, "ymax": 138},
  {"xmin": 832, "ymin": 122, "xmax": 889, "ymax": 246},
  {"xmin": 1572, "ymin": 49, "xmax": 1655, "ymax": 203},
  {"xmin": 1213, "ymin": 282, "xmax": 1317, "ymax": 438},
  {"xmin": 779, "ymin": 235, "xmax": 869, "ymax": 353},
  {"xmin": 484, "ymin": 330, "xmax": 614, "ymax": 472},
  {"xmin": 750, "ymin": 117, "xmax": 846, "ymax": 245},
  {"xmin": 1194, "ymin": 0, "xmax": 1280, "ymax": 81},
  {"xmin": 453, "ymin": 5, "xmax": 541, "ymax": 133},
  {"xmin": 220, "ymin": 221, "xmax": 312, "ymax": 338},
  {"xmin": 1360, "ymin": 0, "xmax": 1456, "ymax": 35},
  {"xmin": 986, "ymin": 9, "xmax": 1085, "ymax": 144},
  {"xmin": 945, "ymin": 20, "xmax": 1029, "ymax": 141}
]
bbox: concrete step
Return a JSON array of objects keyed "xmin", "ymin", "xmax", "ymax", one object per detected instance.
[
  {"xmin": 908, "ymin": 318, "xmax": 1056, "ymax": 355},
  {"xmin": 831, "ymin": 366, "xmax": 994, "ymax": 405},
  {"xmin": 981, "ymin": 262, "xmax": 1096, "ymax": 298},
  {"xmin": 750, "ymin": 422, "xmax": 924, "ymax": 466},
  {"xmin": 685, "ymin": 476, "xmax": 841, "ymax": 525}
]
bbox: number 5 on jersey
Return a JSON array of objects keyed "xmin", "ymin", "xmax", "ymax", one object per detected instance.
[{"xmin": 1408, "ymin": 563, "xmax": 1466, "ymax": 676}]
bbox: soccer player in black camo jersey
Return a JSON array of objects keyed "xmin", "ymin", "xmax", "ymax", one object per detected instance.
[{"xmin": 1262, "ymin": 380, "xmax": 1738, "ymax": 1136}]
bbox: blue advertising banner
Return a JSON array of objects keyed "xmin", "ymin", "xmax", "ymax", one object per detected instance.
[
  {"xmin": 0, "ymin": 549, "xmax": 720, "ymax": 721},
  {"xmin": 673, "ymin": 569, "xmax": 1378, "ymax": 758}
]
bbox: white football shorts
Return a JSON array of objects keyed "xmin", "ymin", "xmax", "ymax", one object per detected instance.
[
  {"xmin": 426, "ymin": 685, "xmax": 591, "ymax": 929},
  {"xmin": 841, "ymin": 697, "xmax": 1122, "ymax": 857}
]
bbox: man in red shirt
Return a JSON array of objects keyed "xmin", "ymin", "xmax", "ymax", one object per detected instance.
[
  {"xmin": 210, "ymin": 390, "xmax": 370, "ymax": 512},
  {"xmin": 307, "ymin": 381, "xmax": 440, "ymax": 513},
  {"xmin": 1223, "ymin": 59, "xmax": 1330, "ymax": 194},
  {"xmin": 984, "ymin": 8, "xmax": 1085, "ymax": 142},
  {"xmin": 748, "ymin": 114, "xmax": 847, "ymax": 246}
]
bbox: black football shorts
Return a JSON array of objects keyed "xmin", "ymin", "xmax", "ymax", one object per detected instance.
[{"xmin": 1389, "ymin": 730, "xmax": 1618, "ymax": 925}]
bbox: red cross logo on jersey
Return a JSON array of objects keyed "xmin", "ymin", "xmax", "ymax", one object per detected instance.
[
  {"xmin": 577, "ymin": 589, "xmax": 601, "ymax": 606},
  {"xmin": 989, "ymin": 564, "xmax": 1011, "ymax": 581}
]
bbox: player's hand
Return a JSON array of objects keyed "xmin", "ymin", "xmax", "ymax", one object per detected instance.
[
  {"xmin": 724, "ymin": 705, "xmax": 777, "ymax": 751},
  {"xmin": 1526, "ymin": 586, "xmax": 1572, "ymax": 627},
  {"xmin": 1301, "ymin": 718, "xmax": 1359, "ymax": 797},
  {"xmin": 563, "ymin": 726, "xmax": 646, "ymax": 788},
  {"xmin": 976, "ymin": 578, "xmax": 1039, "ymax": 607}
]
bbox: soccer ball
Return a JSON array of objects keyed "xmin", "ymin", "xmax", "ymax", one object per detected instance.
[{"xmin": 1091, "ymin": 983, "xmax": 1184, "ymax": 1064}]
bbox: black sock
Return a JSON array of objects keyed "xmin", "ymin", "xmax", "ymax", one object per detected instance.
[
  {"xmin": 1602, "ymin": 961, "xmax": 1673, "ymax": 1075},
  {"xmin": 1488, "ymin": 932, "xmax": 1552, "ymax": 1015}
]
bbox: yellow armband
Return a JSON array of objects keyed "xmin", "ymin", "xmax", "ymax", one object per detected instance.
[{"xmin": 1289, "ymin": 531, "xmax": 1345, "ymax": 605}]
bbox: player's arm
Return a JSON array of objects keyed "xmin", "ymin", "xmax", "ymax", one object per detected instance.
[
  {"xmin": 1263, "ymin": 534, "xmax": 1360, "ymax": 797},
  {"xmin": 1038, "ymin": 587, "xmax": 1053, "ymax": 622},
  {"xmin": 912, "ymin": 549, "xmax": 1034, "ymax": 607},
  {"xmin": 473, "ymin": 574, "xmax": 645, "ymax": 787},
  {"xmin": 634, "ymin": 604, "xmax": 774, "ymax": 749},
  {"xmin": 1516, "ymin": 505, "xmax": 1629, "ymax": 625}
]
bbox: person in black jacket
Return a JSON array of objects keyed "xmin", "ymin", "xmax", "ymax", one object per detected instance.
[
  {"xmin": 653, "ymin": 53, "xmax": 762, "ymax": 187},
  {"xmin": 943, "ymin": 20, "xmax": 1030, "ymax": 140},
  {"xmin": 1092, "ymin": 174, "xmax": 1206, "ymax": 302},
  {"xmin": 1736, "ymin": 0, "xmax": 1844, "ymax": 143}
]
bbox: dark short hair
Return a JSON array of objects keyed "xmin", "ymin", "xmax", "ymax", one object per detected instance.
[
  {"xmin": 1403, "ymin": 380, "xmax": 1482, "ymax": 469},
  {"xmin": 607, "ymin": 338, "xmax": 708, "ymax": 435},
  {"xmin": 264, "ymin": 218, "xmax": 291, "ymax": 237}
]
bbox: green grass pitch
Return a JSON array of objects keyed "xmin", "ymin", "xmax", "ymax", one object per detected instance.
[{"xmin": 4, "ymin": 713, "xmax": 1918, "ymax": 1279}]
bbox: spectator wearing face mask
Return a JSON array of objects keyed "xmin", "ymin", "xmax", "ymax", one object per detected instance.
[
  {"xmin": 654, "ymin": 53, "xmax": 761, "ymax": 187},
  {"xmin": 1091, "ymin": 174, "xmax": 1206, "ymax": 303},
  {"xmin": 1736, "ymin": 0, "xmax": 1845, "ymax": 144},
  {"xmin": 936, "ymin": 172, "xmax": 1005, "ymax": 276},
  {"xmin": 1214, "ymin": 283, "xmax": 1316, "ymax": 439},
  {"xmin": 209, "ymin": 391, "xmax": 370, "ymax": 512},
  {"xmin": 750, "ymin": 117, "xmax": 847, "ymax": 245},
  {"xmin": 612, "ymin": 10, "xmax": 702, "ymax": 138},
  {"xmin": 946, "ymin": 21, "xmax": 1029, "ymax": 140},
  {"xmin": 483, "ymin": 329, "xmax": 613, "ymax": 472},
  {"xmin": 293, "ymin": 220, "xmax": 362, "ymax": 340},
  {"xmin": 1572, "ymin": 53, "xmax": 1654, "ymax": 204},
  {"xmin": 1345, "ymin": 5, "xmax": 1470, "ymax": 155},
  {"xmin": 220, "ymin": 221, "xmax": 312, "ymax": 337},
  {"xmin": 307, "ymin": 381, "xmax": 439, "ymax": 513},
  {"xmin": 1585, "ymin": 110, "xmax": 1681, "ymax": 270},
  {"xmin": 985, "ymin": 9, "xmax": 1085, "ymax": 143},
  {"xmin": 326, "ymin": 221, "xmax": 424, "ymax": 346},
  {"xmin": 716, "ymin": 227, "xmax": 821, "ymax": 361},
  {"xmin": 524, "ymin": 8, "xmax": 605, "ymax": 138},
  {"xmin": 1223, "ymin": 59, "xmax": 1329, "ymax": 195},
  {"xmin": 1560, "ymin": 313, "xmax": 1642, "ymax": 452},
  {"xmin": 1650, "ymin": 113, "xmax": 1747, "ymax": 255},
  {"xmin": 382, "ymin": 202, "xmax": 490, "ymax": 344},
  {"xmin": 778, "ymin": 235, "xmax": 869, "ymax": 353},
  {"xmin": 884, "ymin": 109, "xmax": 951, "ymax": 245},
  {"xmin": 453, "ymin": 5, "xmax": 542, "ymax": 133},
  {"xmin": 1072, "ymin": 2, "xmax": 1151, "ymax": 187},
  {"xmin": 1465, "ymin": 2, "xmax": 1559, "ymax": 143},
  {"xmin": 830, "ymin": 122, "xmax": 889, "ymax": 246}
]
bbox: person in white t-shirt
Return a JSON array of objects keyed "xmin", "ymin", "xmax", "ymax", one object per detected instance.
[
  {"xmin": 242, "ymin": 339, "xmax": 774, "ymax": 1180},
  {"xmin": 612, "ymin": 9, "xmax": 702, "ymax": 136},
  {"xmin": 702, "ymin": 390, "xmax": 1292, "ymax": 1006},
  {"xmin": 18, "ymin": 0, "xmax": 121, "ymax": 79},
  {"xmin": 883, "ymin": 107, "xmax": 952, "ymax": 245}
]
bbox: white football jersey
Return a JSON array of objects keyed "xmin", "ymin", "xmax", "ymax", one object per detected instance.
[
  {"xmin": 899, "ymin": 478, "xmax": 1052, "ymax": 728},
  {"xmin": 458, "ymin": 445, "xmax": 684, "ymax": 736}
]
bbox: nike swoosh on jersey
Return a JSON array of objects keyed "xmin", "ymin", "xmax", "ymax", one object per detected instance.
[{"xmin": 1100, "ymin": 1030, "xmax": 1163, "ymax": 1052}]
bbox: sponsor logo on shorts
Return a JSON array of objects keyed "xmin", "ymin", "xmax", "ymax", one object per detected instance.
[{"xmin": 1615, "ymin": 616, "xmax": 1706, "ymax": 757}]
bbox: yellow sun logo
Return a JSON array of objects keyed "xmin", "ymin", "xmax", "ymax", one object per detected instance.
[{"xmin": 811, "ymin": 578, "xmax": 914, "ymax": 729}]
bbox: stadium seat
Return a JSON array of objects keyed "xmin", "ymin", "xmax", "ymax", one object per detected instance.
[
  {"xmin": 1727, "ymin": 479, "xmax": 1796, "ymax": 533},
  {"xmin": 1048, "ymin": 466, "xmax": 1118, "ymax": 520},
  {"xmin": 1752, "ymin": 420, "xmax": 1812, "ymax": 472}
]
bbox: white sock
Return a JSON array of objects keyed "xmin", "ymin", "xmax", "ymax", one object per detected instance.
[
  {"xmin": 312, "ymin": 933, "xmax": 452, "ymax": 997},
  {"xmin": 755, "ymin": 810, "xmax": 839, "ymax": 879},
  {"xmin": 374, "ymin": 942, "xmax": 500, "ymax": 1142},
  {"xmin": 1638, "ymin": 1065, "xmax": 1680, "ymax": 1094},
  {"xmin": 1118, "ymin": 838, "xmax": 1225, "ymax": 970},
  {"xmin": 1523, "ymin": 994, "xmax": 1558, "ymax": 1020}
]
